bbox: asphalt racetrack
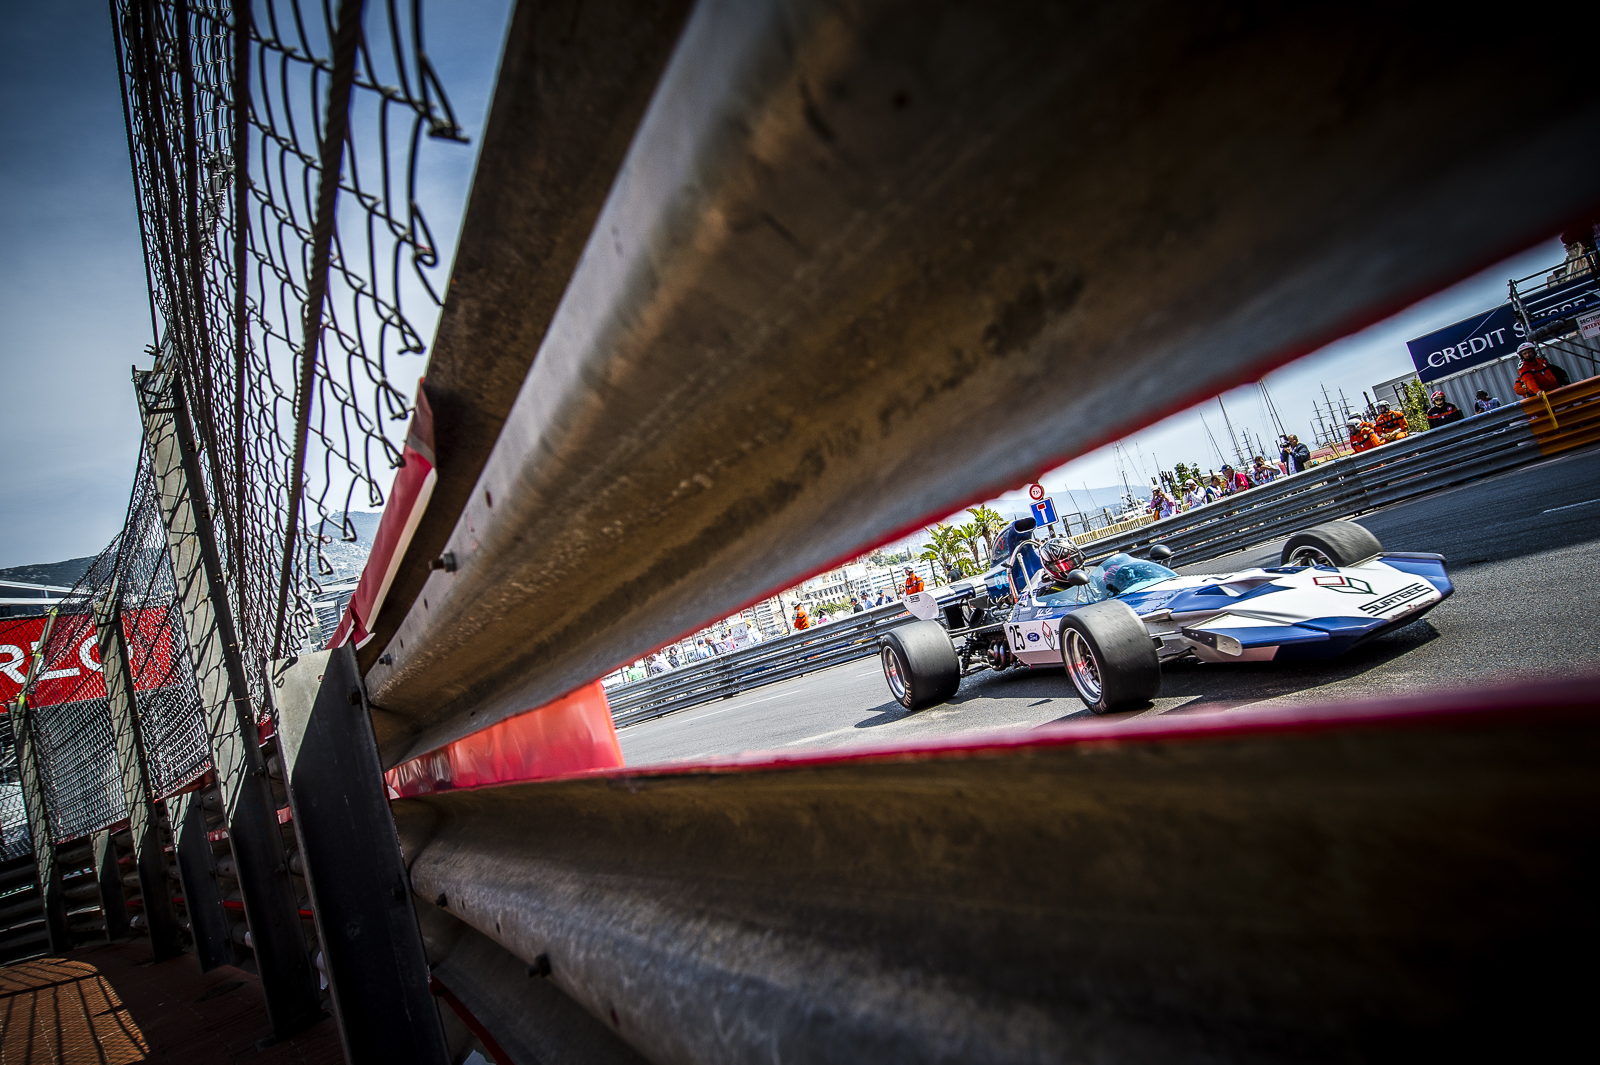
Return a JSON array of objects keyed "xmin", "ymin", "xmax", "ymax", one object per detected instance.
[{"xmin": 620, "ymin": 442, "xmax": 1600, "ymax": 767}]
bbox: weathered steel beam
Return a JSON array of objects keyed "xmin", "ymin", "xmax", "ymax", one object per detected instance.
[
  {"xmin": 367, "ymin": 0, "xmax": 1600, "ymax": 764},
  {"xmin": 95, "ymin": 593, "xmax": 183, "ymax": 959},
  {"xmin": 355, "ymin": 0, "xmax": 697, "ymax": 696},
  {"xmin": 271, "ymin": 645, "xmax": 447, "ymax": 1063},
  {"xmin": 137, "ymin": 369, "xmax": 323, "ymax": 1035},
  {"xmin": 399, "ymin": 683, "xmax": 1600, "ymax": 1062}
]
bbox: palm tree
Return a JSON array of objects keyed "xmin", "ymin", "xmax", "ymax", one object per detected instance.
[
  {"xmin": 965, "ymin": 505, "xmax": 1006, "ymax": 562},
  {"xmin": 954, "ymin": 522, "xmax": 985, "ymax": 569}
]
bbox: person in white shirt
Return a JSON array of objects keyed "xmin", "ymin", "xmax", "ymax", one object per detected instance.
[{"xmin": 1181, "ymin": 480, "xmax": 1205, "ymax": 510}]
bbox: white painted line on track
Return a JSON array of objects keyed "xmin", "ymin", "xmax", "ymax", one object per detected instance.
[{"xmin": 1543, "ymin": 498, "xmax": 1600, "ymax": 513}]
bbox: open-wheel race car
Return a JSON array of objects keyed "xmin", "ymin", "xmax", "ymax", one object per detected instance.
[{"xmin": 879, "ymin": 517, "xmax": 1453, "ymax": 714}]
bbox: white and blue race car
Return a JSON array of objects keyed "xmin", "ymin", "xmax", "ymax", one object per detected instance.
[{"xmin": 880, "ymin": 518, "xmax": 1452, "ymax": 714}]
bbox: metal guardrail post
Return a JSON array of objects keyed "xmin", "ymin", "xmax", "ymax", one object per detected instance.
[
  {"xmin": 10, "ymin": 696, "xmax": 70, "ymax": 954},
  {"xmin": 95, "ymin": 592, "xmax": 183, "ymax": 960},
  {"xmin": 136, "ymin": 370, "xmax": 323, "ymax": 1036},
  {"xmin": 169, "ymin": 787, "xmax": 235, "ymax": 971},
  {"xmin": 92, "ymin": 830, "xmax": 132, "ymax": 942},
  {"xmin": 270, "ymin": 645, "xmax": 448, "ymax": 1064}
]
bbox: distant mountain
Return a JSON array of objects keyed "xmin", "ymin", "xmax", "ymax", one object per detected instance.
[
  {"xmin": 0, "ymin": 556, "xmax": 95, "ymax": 589},
  {"xmin": 309, "ymin": 510, "xmax": 382, "ymax": 583},
  {"xmin": 1, "ymin": 512, "xmax": 381, "ymax": 594}
]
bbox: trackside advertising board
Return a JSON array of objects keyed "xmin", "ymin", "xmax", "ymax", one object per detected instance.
[
  {"xmin": 1407, "ymin": 305, "xmax": 1524, "ymax": 383},
  {"xmin": 1408, "ymin": 274, "xmax": 1600, "ymax": 384},
  {"xmin": 0, "ymin": 611, "xmax": 177, "ymax": 708}
]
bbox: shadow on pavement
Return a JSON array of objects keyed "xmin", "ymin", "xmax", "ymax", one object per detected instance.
[{"xmin": 1042, "ymin": 619, "xmax": 1444, "ymax": 725}]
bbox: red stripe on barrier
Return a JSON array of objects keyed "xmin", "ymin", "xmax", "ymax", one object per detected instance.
[{"xmin": 385, "ymin": 680, "xmax": 623, "ymax": 797}]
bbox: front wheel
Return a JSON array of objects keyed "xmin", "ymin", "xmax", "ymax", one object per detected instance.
[
  {"xmin": 1059, "ymin": 601, "xmax": 1161, "ymax": 714},
  {"xmin": 880, "ymin": 621, "xmax": 961, "ymax": 711},
  {"xmin": 1280, "ymin": 520, "xmax": 1383, "ymax": 567}
]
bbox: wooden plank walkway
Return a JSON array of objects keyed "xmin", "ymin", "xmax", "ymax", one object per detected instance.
[{"xmin": 0, "ymin": 942, "xmax": 342, "ymax": 1064}]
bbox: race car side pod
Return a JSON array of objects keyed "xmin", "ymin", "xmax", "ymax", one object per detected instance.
[{"xmin": 396, "ymin": 677, "xmax": 1600, "ymax": 1063}]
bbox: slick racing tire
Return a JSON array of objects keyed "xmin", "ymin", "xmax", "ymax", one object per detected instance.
[
  {"xmin": 1281, "ymin": 520, "xmax": 1383, "ymax": 568},
  {"xmin": 1059, "ymin": 601, "xmax": 1161, "ymax": 715},
  {"xmin": 880, "ymin": 621, "xmax": 961, "ymax": 711}
]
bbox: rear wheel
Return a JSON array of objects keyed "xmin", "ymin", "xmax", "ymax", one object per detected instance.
[
  {"xmin": 1281, "ymin": 520, "xmax": 1383, "ymax": 567},
  {"xmin": 880, "ymin": 621, "xmax": 961, "ymax": 711},
  {"xmin": 1059, "ymin": 602, "xmax": 1160, "ymax": 714}
]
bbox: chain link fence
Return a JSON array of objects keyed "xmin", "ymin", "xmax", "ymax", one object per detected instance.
[{"xmin": 111, "ymin": 0, "xmax": 471, "ymax": 687}]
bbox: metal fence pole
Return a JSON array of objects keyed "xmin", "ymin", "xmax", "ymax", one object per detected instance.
[
  {"xmin": 95, "ymin": 592, "xmax": 183, "ymax": 960},
  {"xmin": 136, "ymin": 369, "xmax": 323, "ymax": 1037},
  {"xmin": 10, "ymin": 696, "xmax": 70, "ymax": 954},
  {"xmin": 92, "ymin": 830, "xmax": 132, "ymax": 942},
  {"xmin": 168, "ymin": 787, "xmax": 234, "ymax": 971},
  {"xmin": 272, "ymin": 645, "xmax": 448, "ymax": 1063}
]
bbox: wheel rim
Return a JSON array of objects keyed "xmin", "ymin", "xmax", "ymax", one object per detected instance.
[
  {"xmin": 1287, "ymin": 545, "xmax": 1336, "ymax": 567},
  {"xmin": 881, "ymin": 646, "xmax": 908, "ymax": 703},
  {"xmin": 1063, "ymin": 629, "xmax": 1103, "ymax": 704}
]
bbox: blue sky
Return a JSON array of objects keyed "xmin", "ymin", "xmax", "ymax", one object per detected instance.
[
  {"xmin": 0, "ymin": 0, "xmax": 510, "ymax": 569},
  {"xmin": 0, "ymin": 1, "xmax": 1565, "ymax": 569}
]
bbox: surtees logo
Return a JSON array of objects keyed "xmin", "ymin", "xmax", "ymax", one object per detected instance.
[{"xmin": 1359, "ymin": 583, "xmax": 1430, "ymax": 616}]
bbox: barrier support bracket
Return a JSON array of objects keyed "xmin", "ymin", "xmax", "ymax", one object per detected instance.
[
  {"xmin": 12, "ymin": 697, "xmax": 70, "ymax": 954},
  {"xmin": 271, "ymin": 644, "xmax": 448, "ymax": 1064},
  {"xmin": 92, "ymin": 830, "xmax": 131, "ymax": 942},
  {"xmin": 168, "ymin": 788, "xmax": 235, "ymax": 971},
  {"xmin": 95, "ymin": 592, "xmax": 182, "ymax": 960}
]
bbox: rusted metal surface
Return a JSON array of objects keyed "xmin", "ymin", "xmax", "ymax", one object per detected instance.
[
  {"xmin": 357, "ymin": 0, "xmax": 697, "ymax": 725},
  {"xmin": 398, "ymin": 682, "xmax": 1600, "ymax": 1062},
  {"xmin": 366, "ymin": 0, "xmax": 1600, "ymax": 765}
]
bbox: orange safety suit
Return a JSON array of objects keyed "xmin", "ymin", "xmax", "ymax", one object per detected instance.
[
  {"xmin": 904, "ymin": 573, "xmax": 925, "ymax": 595},
  {"xmin": 1374, "ymin": 409, "xmax": 1408, "ymax": 441},
  {"xmin": 793, "ymin": 608, "xmax": 809, "ymax": 630},
  {"xmin": 1347, "ymin": 421, "xmax": 1383, "ymax": 452},
  {"xmin": 1514, "ymin": 356, "xmax": 1560, "ymax": 397}
]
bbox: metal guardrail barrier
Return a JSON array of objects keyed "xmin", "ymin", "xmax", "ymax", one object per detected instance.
[
  {"xmin": 608, "ymin": 601, "xmax": 917, "ymax": 726},
  {"xmin": 609, "ymin": 382, "xmax": 1600, "ymax": 725},
  {"xmin": 1075, "ymin": 400, "xmax": 1550, "ymax": 564}
]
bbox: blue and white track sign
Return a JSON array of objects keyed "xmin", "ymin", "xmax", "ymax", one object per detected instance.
[{"xmin": 1030, "ymin": 496, "xmax": 1058, "ymax": 526}]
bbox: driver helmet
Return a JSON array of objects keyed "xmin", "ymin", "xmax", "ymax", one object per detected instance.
[{"xmin": 1039, "ymin": 537, "xmax": 1086, "ymax": 582}]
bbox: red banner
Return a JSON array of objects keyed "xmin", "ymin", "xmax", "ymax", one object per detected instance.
[{"xmin": 0, "ymin": 610, "xmax": 178, "ymax": 708}]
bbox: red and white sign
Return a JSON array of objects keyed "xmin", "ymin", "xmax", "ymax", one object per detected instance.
[
  {"xmin": 0, "ymin": 610, "xmax": 178, "ymax": 708},
  {"xmin": 1028, "ymin": 483, "xmax": 1045, "ymax": 501}
]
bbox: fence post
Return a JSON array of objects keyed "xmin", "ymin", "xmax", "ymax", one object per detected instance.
[
  {"xmin": 92, "ymin": 830, "xmax": 132, "ymax": 942},
  {"xmin": 168, "ymin": 787, "xmax": 235, "ymax": 971},
  {"xmin": 269, "ymin": 645, "xmax": 448, "ymax": 1063},
  {"xmin": 135, "ymin": 369, "xmax": 323, "ymax": 1037},
  {"xmin": 95, "ymin": 592, "xmax": 183, "ymax": 960},
  {"xmin": 10, "ymin": 696, "xmax": 70, "ymax": 954}
]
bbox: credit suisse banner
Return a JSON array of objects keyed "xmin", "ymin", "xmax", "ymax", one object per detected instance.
[
  {"xmin": 1406, "ymin": 304, "xmax": 1523, "ymax": 383},
  {"xmin": 0, "ymin": 610, "xmax": 177, "ymax": 708},
  {"xmin": 1408, "ymin": 275, "xmax": 1599, "ymax": 384}
]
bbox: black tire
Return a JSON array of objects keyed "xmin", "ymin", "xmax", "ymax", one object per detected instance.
[
  {"xmin": 1059, "ymin": 601, "xmax": 1161, "ymax": 714},
  {"xmin": 1280, "ymin": 520, "xmax": 1383, "ymax": 568},
  {"xmin": 880, "ymin": 621, "xmax": 961, "ymax": 711}
]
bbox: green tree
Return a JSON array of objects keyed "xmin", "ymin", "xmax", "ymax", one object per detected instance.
[
  {"xmin": 920, "ymin": 523, "xmax": 971, "ymax": 579},
  {"xmin": 1400, "ymin": 378, "xmax": 1430, "ymax": 433},
  {"xmin": 964, "ymin": 505, "xmax": 1006, "ymax": 560}
]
